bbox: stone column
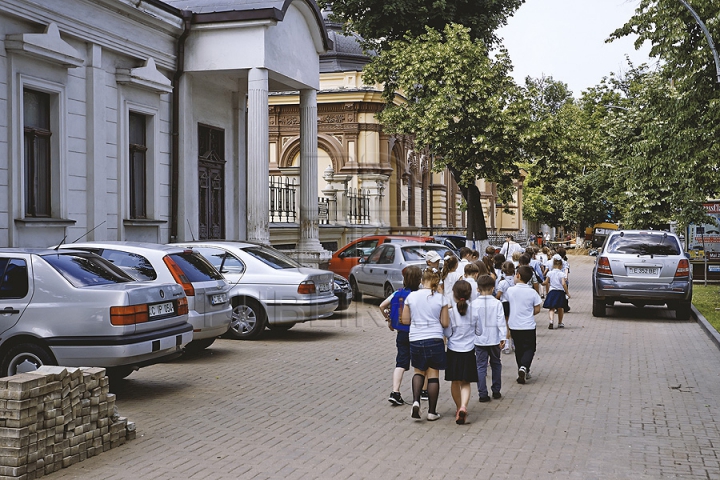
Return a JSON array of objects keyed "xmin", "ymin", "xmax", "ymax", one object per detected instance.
[
  {"xmin": 246, "ymin": 67, "xmax": 269, "ymax": 244},
  {"xmin": 298, "ymin": 89, "xmax": 322, "ymax": 251},
  {"xmin": 86, "ymin": 44, "xmax": 106, "ymax": 240}
]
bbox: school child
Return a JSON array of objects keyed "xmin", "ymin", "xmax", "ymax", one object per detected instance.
[
  {"xmin": 518, "ymin": 254, "xmax": 541, "ymax": 295},
  {"xmin": 556, "ymin": 247, "xmax": 571, "ymax": 312},
  {"xmin": 470, "ymin": 250, "xmax": 480, "ymax": 262},
  {"xmin": 511, "ymin": 251, "xmax": 522, "ymax": 268},
  {"xmin": 492, "ymin": 254, "xmax": 506, "ymax": 289},
  {"xmin": 400, "ymin": 269, "xmax": 450, "ymax": 421},
  {"xmin": 506, "ymin": 266, "xmax": 542, "ymax": 384},
  {"xmin": 496, "ymin": 261, "xmax": 515, "ymax": 353},
  {"xmin": 463, "ymin": 263, "xmax": 480, "ymax": 302},
  {"xmin": 440, "ymin": 254, "xmax": 462, "ymax": 299},
  {"xmin": 457, "ymin": 247, "xmax": 473, "ymax": 270},
  {"xmin": 444, "ymin": 280, "xmax": 479, "ymax": 425},
  {"xmin": 543, "ymin": 258, "xmax": 570, "ymax": 329},
  {"xmin": 473, "ymin": 275, "xmax": 506, "ymax": 403},
  {"xmin": 379, "ymin": 266, "xmax": 423, "ymax": 406}
]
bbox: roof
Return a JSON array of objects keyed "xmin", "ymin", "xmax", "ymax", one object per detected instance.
[{"xmin": 162, "ymin": 0, "xmax": 331, "ymax": 50}]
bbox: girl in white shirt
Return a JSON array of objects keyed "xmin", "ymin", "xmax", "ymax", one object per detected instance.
[
  {"xmin": 401, "ymin": 269, "xmax": 449, "ymax": 421},
  {"xmin": 542, "ymin": 258, "xmax": 570, "ymax": 329},
  {"xmin": 444, "ymin": 280, "xmax": 480, "ymax": 425}
]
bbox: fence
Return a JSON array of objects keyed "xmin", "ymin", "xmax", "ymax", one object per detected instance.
[
  {"xmin": 269, "ymin": 176, "xmax": 296, "ymax": 223},
  {"xmin": 346, "ymin": 187, "xmax": 370, "ymax": 225}
]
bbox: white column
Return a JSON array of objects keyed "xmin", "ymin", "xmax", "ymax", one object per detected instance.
[
  {"xmin": 298, "ymin": 89, "xmax": 322, "ymax": 250},
  {"xmin": 246, "ymin": 67, "xmax": 269, "ymax": 244},
  {"xmin": 86, "ymin": 44, "xmax": 106, "ymax": 240}
]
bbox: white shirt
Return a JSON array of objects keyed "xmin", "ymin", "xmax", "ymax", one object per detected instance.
[
  {"xmin": 472, "ymin": 295, "xmax": 507, "ymax": 346},
  {"xmin": 547, "ymin": 269, "xmax": 567, "ymax": 291},
  {"xmin": 496, "ymin": 276, "xmax": 515, "ymax": 302},
  {"xmin": 499, "ymin": 241, "xmax": 524, "ymax": 258},
  {"xmin": 536, "ymin": 253, "xmax": 548, "ymax": 265},
  {"xmin": 443, "ymin": 269, "xmax": 463, "ymax": 302},
  {"xmin": 463, "ymin": 276, "xmax": 479, "ymax": 302},
  {"xmin": 405, "ymin": 289, "xmax": 446, "ymax": 342},
  {"xmin": 507, "ymin": 283, "xmax": 541, "ymax": 330},
  {"xmin": 444, "ymin": 299, "xmax": 476, "ymax": 352}
]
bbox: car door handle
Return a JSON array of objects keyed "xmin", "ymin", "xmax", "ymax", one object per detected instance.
[{"xmin": 2, "ymin": 307, "xmax": 20, "ymax": 314}]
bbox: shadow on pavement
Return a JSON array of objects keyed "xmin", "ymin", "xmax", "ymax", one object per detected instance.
[
  {"xmin": 109, "ymin": 376, "xmax": 190, "ymax": 399},
  {"xmin": 602, "ymin": 304, "xmax": 683, "ymax": 322}
]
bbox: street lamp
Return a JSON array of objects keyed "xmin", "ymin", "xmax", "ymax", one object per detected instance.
[{"xmin": 678, "ymin": 0, "xmax": 720, "ymax": 84}]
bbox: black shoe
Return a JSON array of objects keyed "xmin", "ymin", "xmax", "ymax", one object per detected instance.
[
  {"xmin": 388, "ymin": 391, "xmax": 404, "ymax": 406},
  {"xmin": 478, "ymin": 395, "xmax": 491, "ymax": 403},
  {"xmin": 420, "ymin": 389, "xmax": 429, "ymax": 401},
  {"xmin": 492, "ymin": 392, "xmax": 502, "ymax": 399},
  {"xmin": 565, "ymin": 306, "xmax": 571, "ymax": 312},
  {"xmin": 548, "ymin": 323, "xmax": 553, "ymax": 330}
]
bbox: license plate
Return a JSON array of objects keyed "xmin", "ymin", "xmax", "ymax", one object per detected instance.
[
  {"xmin": 210, "ymin": 294, "xmax": 227, "ymax": 305},
  {"xmin": 318, "ymin": 282, "xmax": 331, "ymax": 293},
  {"xmin": 627, "ymin": 267, "xmax": 659, "ymax": 276},
  {"xmin": 149, "ymin": 301, "xmax": 174, "ymax": 317},
  {"xmin": 346, "ymin": 292, "xmax": 352, "ymax": 300}
]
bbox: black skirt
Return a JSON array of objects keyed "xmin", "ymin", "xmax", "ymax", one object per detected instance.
[{"xmin": 444, "ymin": 348, "xmax": 479, "ymax": 382}]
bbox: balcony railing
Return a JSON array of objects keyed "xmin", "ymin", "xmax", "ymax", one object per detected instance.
[{"xmin": 347, "ymin": 187, "xmax": 370, "ymax": 225}]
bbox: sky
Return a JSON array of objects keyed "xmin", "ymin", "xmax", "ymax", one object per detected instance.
[{"xmin": 498, "ymin": 0, "xmax": 655, "ymax": 96}]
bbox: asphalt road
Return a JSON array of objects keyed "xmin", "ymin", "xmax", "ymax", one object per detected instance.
[{"xmin": 53, "ymin": 255, "xmax": 720, "ymax": 479}]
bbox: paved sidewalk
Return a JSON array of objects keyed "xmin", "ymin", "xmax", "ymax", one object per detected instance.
[{"xmin": 54, "ymin": 255, "xmax": 720, "ymax": 479}]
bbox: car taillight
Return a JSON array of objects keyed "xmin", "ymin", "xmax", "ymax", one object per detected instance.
[
  {"xmin": 110, "ymin": 304, "xmax": 149, "ymax": 326},
  {"xmin": 674, "ymin": 259, "xmax": 690, "ymax": 279},
  {"xmin": 597, "ymin": 257, "xmax": 612, "ymax": 276},
  {"xmin": 163, "ymin": 256, "xmax": 195, "ymax": 296},
  {"xmin": 298, "ymin": 281, "xmax": 316, "ymax": 294},
  {"xmin": 177, "ymin": 297, "xmax": 189, "ymax": 315}
]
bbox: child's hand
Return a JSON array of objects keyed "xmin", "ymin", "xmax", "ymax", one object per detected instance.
[
  {"xmin": 500, "ymin": 340, "xmax": 506, "ymax": 349},
  {"xmin": 566, "ymin": 293, "xmax": 571, "ymax": 299}
]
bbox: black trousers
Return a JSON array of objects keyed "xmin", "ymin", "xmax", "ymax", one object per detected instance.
[{"xmin": 509, "ymin": 328, "xmax": 536, "ymax": 371}]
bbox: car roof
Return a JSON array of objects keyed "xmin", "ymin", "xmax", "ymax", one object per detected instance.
[
  {"xmin": 63, "ymin": 241, "xmax": 191, "ymax": 254},
  {"xmin": 170, "ymin": 240, "xmax": 260, "ymax": 249},
  {"xmin": 611, "ymin": 230, "xmax": 678, "ymax": 236},
  {"xmin": 0, "ymin": 247, "xmax": 96, "ymax": 256}
]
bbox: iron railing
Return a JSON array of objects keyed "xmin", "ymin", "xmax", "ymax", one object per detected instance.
[
  {"xmin": 269, "ymin": 176, "xmax": 296, "ymax": 223},
  {"xmin": 347, "ymin": 188, "xmax": 370, "ymax": 225}
]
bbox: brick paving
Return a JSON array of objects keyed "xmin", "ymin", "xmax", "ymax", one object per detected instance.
[{"xmin": 52, "ymin": 255, "xmax": 720, "ymax": 479}]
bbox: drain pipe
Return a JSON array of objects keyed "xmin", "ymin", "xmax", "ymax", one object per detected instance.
[{"xmin": 170, "ymin": 10, "xmax": 192, "ymax": 241}]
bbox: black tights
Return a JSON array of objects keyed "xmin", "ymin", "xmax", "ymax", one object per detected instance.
[{"xmin": 412, "ymin": 374, "xmax": 440, "ymax": 414}]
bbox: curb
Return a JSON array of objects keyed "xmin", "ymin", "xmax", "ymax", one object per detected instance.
[{"xmin": 692, "ymin": 305, "xmax": 720, "ymax": 351}]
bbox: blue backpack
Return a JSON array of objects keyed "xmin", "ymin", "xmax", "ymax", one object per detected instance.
[{"xmin": 389, "ymin": 288, "xmax": 411, "ymax": 332}]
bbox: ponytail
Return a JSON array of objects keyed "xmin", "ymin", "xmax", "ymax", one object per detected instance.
[
  {"xmin": 422, "ymin": 268, "xmax": 441, "ymax": 295},
  {"xmin": 453, "ymin": 280, "xmax": 472, "ymax": 316},
  {"xmin": 441, "ymin": 255, "xmax": 458, "ymax": 281}
]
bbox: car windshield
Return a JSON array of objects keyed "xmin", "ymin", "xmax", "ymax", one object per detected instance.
[
  {"xmin": 402, "ymin": 246, "xmax": 454, "ymax": 261},
  {"xmin": 605, "ymin": 233, "xmax": 681, "ymax": 256},
  {"xmin": 44, "ymin": 253, "xmax": 134, "ymax": 287},
  {"xmin": 243, "ymin": 246, "xmax": 302, "ymax": 269},
  {"xmin": 168, "ymin": 252, "xmax": 224, "ymax": 281}
]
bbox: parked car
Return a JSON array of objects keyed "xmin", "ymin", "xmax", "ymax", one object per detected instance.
[
  {"xmin": 171, "ymin": 241, "xmax": 338, "ymax": 339},
  {"xmin": 333, "ymin": 274, "xmax": 352, "ymax": 311},
  {"xmin": 328, "ymin": 235, "xmax": 435, "ymax": 279},
  {"xmin": 433, "ymin": 235, "xmax": 466, "ymax": 254},
  {"xmin": 592, "ymin": 230, "xmax": 692, "ymax": 319},
  {"xmin": 348, "ymin": 242, "xmax": 456, "ymax": 300},
  {"xmin": 0, "ymin": 248, "xmax": 192, "ymax": 378},
  {"xmin": 58, "ymin": 242, "xmax": 232, "ymax": 351}
]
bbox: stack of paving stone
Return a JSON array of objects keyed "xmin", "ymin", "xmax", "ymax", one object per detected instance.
[{"xmin": 0, "ymin": 366, "xmax": 136, "ymax": 479}]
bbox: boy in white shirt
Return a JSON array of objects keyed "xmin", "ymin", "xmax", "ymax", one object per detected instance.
[
  {"xmin": 473, "ymin": 275, "xmax": 507, "ymax": 402},
  {"xmin": 506, "ymin": 266, "xmax": 542, "ymax": 384}
]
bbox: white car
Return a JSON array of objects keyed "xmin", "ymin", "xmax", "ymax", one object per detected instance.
[
  {"xmin": 0, "ymin": 248, "xmax": 192, "ymax": 378},
  {"xmin": 172, "ymin": 241, "xmax": 338, "ymax": 339},
  {"xmin": 58, "ymin": 242, "xmax": 232, "ymax": 351}
]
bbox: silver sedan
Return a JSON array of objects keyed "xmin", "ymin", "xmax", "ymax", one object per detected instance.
[
  {"xmin": 171, "ymin": 241, "xmax": 338, "ymax": 339},
  {"xmin": 349, "ymin": 242, "xmax": 456, "ymax": 299}
]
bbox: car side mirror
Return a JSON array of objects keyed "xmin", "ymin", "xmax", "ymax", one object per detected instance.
[{"xmin": 358, "ymin": 257, "xmax": 366, "ymax": 264}]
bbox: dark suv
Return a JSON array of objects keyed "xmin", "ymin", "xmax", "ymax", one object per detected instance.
[{"xmin": 592, "ymin": 230, "xmax": 692, "ymax": 319}]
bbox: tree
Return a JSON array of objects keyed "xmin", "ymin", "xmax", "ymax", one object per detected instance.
[
  {"xmin": 609, "ymin": 0, "xmax": 720, "ymax": 228},
  {"xmin": 320, "ymin": 0, "xmax": 524, "ymax": 49},
  {"xmin": 362, "ymin": 24, "xmax": 529, "ymax": 241}
]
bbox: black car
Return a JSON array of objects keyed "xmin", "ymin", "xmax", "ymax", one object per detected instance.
[{"xmin": 333, "ymin": 274, "xmax": 352, "ymax": 311}]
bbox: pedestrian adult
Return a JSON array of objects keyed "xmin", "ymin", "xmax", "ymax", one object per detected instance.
[
  {"xmin": 499, "ymin": 235, "xmax": 524, "ymax": 259},
  {"xmin": 400, "ymin": 269, "xmax": 449, "ymax": 421}
]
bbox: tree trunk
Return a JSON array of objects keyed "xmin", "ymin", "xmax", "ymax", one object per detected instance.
[{"xmin": 450, "ymin": 167, "xmax": 488, "ymax": 243}]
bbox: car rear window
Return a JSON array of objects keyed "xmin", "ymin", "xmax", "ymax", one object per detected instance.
[
  {"xmin": 402, "ymin": 246, "xmax": 454, "ymax": 261},
  {"xmin": 605, "ymin": 233, "xmax": 681, "ymax": 255},
  {"xmin": 44, "ymin": 253, "xmax": 134, "ymax": 287},
  {"xmin": 168, "ymin": 252, "xmax": 223, "ymax": 282},
  {"xmin": 243, "ymin": 246, "xmax": 301, "ymax": 269},
  {"xmin": 99, "ymin": 249, "xmax": 157, "ymax": 281},
  {"xmin": 0, "ymin": 259, "xmax": 29, "ymax": 299}
]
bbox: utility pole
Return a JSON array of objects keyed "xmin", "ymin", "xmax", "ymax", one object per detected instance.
[{"xmin": 678, "ymin": 0, "xmax": 720, "ymax": 83}]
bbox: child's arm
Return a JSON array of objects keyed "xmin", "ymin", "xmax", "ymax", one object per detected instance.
[
  {"xmin": 440, "ymin": 305, "xmax": 450, "ymax": 328},
  {"xmin": 562, "ymin": 277, "xmax": 570, "ymax": 298}
]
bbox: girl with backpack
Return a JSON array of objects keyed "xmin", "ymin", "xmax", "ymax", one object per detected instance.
[{"xmin": 380, "ymin": 265, "xmax": 423, "ymax": 406}]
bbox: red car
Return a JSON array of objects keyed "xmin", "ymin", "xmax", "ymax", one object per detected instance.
[{"xmin": 328, "ymin": 235, "xmax": 434, "ymax": 279}]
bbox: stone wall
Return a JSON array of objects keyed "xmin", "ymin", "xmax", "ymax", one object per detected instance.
[{"xmin": 0, "ymin": 366, "xmax": 135, "ymax": 479}]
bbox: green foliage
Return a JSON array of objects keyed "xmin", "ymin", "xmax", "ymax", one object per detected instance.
[
  {"xmin": 692, "ymin": 284, "xmax": 720, "ymax": 334},
  {"xmin": 319, "ymin": 0, "xmax": 524, "ymax": 49},
  {"xmin": 362, "ymin": 24, "xmax": 528, "ymax": 204}
]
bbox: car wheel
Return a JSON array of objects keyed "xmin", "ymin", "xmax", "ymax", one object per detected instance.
[
  {"xmin": 184, "ymin": 337, "xmax": 216, "ymax": 353},
  {"xmin": 350, "ymin": 276, "xmax": 362, "ymax": 301},
  {"xmin": 384, "ymin": 282, "xmax": 395, "ymax": 299},
  {"xmin": 227, "ymin": 298, "xmax": 267, "ymax": 340},
  {"xmin": 0, "ymin": 343, "xmax": 55, "ymax": 377},
  {"xmin": 267, "ymin": 323, "xmax": 295, "ymax": 331},
  {"xmin": 674, "ymin": 301, "xmax": 692, "ymax": 321},
  {"xmin": 592, "ymin": 294, "xmax": 606, "ymax": 317}
]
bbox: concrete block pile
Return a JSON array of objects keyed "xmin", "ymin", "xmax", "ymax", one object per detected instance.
[{"xmin": 0, "ymin": 366, "xmax": 135, "ymax": 479}]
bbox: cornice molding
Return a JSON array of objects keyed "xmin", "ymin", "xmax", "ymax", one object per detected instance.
[
  {"xmin": 116, "ymin": 57, "xmax": 173, "ymax": 94},
  {"xmin": 5, "ymin": 22, "xmax": 83, "ymax": 68}
]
